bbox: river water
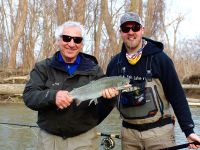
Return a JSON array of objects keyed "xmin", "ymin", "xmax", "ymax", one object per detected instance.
[{"xmin": 0, "ymin": 103, "xmax": 199, "ymax": 150}]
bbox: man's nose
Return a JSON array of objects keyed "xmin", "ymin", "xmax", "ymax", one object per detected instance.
[
  {"xmin": 128, "ymin": 28, "xmax": 135, "ymax": 34},
  {"xmin": 67, "ymin": 39, "xmax": 76, "ymax": 47}
]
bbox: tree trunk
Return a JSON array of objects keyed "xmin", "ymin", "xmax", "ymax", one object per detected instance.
[
  {"xmin": 182, "ymin": 84, "xmax": 200, "ymax": 89},
  {"xmin": 0, "ymin": 84, "xmax": 25, "ymax": 95},
  {"xmin": 94, "ymin": 0, "xmax": 103, "ymax": 59},
  {"xmin": 101, "ymin": 0, "xmax": 119, "ymax": 69},
  {"xmin": 129, "ymin": 0, "xmax": 143, "ymax": 17},
  {"xmin": 65, "ymin": 0, "xmax": 72, "ymax": 20},
  {"xmin": 74, "ymin": 0, "xmax": 86, "ymax": 24},
  {"xmin": 56, "ymin": 0, "xmax": 65, "ymax": 25},
  {"xmin": 8, "ymin": 0, "xmax": 28, "ymax": 69}
]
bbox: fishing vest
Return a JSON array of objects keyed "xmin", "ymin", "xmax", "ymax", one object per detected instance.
[
  {"xmin": 118, "ymin": 78, "xmax": 172, "ymax": 124},
  {"xmin": 117, "ymin": 56, "xmax": 172, "ymax": 124}
]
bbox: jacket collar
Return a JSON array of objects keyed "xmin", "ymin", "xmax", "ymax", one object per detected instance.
[{"xmin": 49, "ymin": 51, "xmax": 98, "ymax": 74}]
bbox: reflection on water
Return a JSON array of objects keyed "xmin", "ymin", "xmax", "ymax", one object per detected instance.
[{"xmin": 0, "ymin": 103, "xmax": 199, "ymax": 150}]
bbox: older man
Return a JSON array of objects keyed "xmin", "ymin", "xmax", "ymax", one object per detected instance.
[{"xmin": 23, "ymin": 21, "xmax": 118, "ymax": 150}]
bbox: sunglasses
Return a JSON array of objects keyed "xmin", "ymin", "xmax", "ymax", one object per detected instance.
[
  {"xmin": 61, "ymin": 35, "xmax": 83, "ymax": 44},
  {"xmin": 121, "ymin": 24, "xmax": 141, "ymax": 33}
]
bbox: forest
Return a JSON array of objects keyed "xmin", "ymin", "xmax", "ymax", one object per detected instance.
[{"xmin": 0, "ymin": 0, "xmax": 200, "ymax": 101}]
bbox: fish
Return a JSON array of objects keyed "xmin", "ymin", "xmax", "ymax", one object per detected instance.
[{"xmin": 69, "ymin": 76, "xmax": 130, "ymax": 106}]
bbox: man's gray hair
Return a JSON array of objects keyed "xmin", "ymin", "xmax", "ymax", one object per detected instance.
[{"xmin": 55, "ymin": 21, "xmax": 85, "ymax": 43}]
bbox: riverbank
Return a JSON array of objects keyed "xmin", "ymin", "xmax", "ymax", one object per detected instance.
[
  {"xmin": 0, "ymin": 88, "xmax": 200, "ymax": 105},
  {"xmin": 0, "ymin": 95, "xmax": 22, "ymax": 103},
  {"xmin": 0, "ymin": 70, "xmax": 200, "ymax": 104},
  {"xmin": 1, "ymin": 95, "xmax": 200, "ymax": 107}
]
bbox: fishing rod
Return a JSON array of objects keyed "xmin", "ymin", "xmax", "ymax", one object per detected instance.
[
  {"xmin": 0, "ymin": 122, "xmax": 38, "ymax": 128},
  {"xmin": 161, "ymin": 141, "xmax": 200, "ymax": 150}
]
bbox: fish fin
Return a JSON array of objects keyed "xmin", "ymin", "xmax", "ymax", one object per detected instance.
[
  {"xmin": 94, "ymin": 99, "xmax": 98, "ymax": 105},
  {"xmin": 88, "ymin": 99, "xmax": 98, "ymax": 106},
  {"xmin": 88, "ymin": 99, "xmax": 93, "ymax": 106},
  {"xmin": 75, "ymin": 99, "xmax": 81, "ymax": 106}
]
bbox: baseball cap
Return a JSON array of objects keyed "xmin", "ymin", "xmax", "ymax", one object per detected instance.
[{"xmin": 120, "ymin": 12, "xmax": 142, "ymax": 27}]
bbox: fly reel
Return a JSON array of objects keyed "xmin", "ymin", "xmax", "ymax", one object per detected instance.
[{"xmin": 101, "ymin": 136, "xmax": 115, "ymax": 150}]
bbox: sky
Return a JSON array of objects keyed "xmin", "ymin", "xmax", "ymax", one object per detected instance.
[{"xmin": 167, "ymin": 0, "xmax": 200, "ymax": 39}]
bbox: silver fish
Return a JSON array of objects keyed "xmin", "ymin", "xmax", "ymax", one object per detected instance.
[{"xmin": 69, "ymin": 76, "xmax": 130, "ymax": 105}]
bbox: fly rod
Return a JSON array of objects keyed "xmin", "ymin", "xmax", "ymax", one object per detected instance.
[
  {"xmin": 0, "ymin": 122, "xmax": 38, "ymax": 128},
  {"xmin": 160, "ymin": 141, "xmax": 200, "ymax": 150}
]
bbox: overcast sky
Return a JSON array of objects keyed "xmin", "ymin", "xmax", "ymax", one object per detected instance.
[{"xmin": 167, "ymin": 0, "xmax": 200, "ymax": 39}]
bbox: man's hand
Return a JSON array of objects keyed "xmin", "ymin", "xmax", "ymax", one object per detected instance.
[
  {"xmin": 187, "ymin": 133, "xmax": 200, "ymax": 149},
  {"xmin": 101, "ymin": 87, "xmax": 119, "ymax": 99},
  {"xmin": 55, "ymin": 90, "xmax": 73, "ymax": 109}
]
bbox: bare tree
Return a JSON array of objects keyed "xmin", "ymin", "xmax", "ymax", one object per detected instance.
[
  {"xmin": 74, "ymin": 0, "xmax": 86, "ymax": 24},
  {"xmin": 37, "ymin": 1, "xmax": 57, "ymax": 61},
  {"xmin": 172, "ymin": 14, "xmax": 184, "ymax": 59},
  {"xmin": 21, "ymin": 0, "xmax": 42, "ymax": 70},
  {"xmin": 8, "ymin": 0, "xmax": 28, "ymax": 69},
  {"xmin": 175, "ymin": 37, "xmax": 200, "ymax": 78},
  {"xmin": 0, "ymin": 2, "xmax": 8, "ymax": 68},
  {"xmin": 65, "ymin": 0, "xmax": 72, "ymax": 20},
  {"xmin": 144, "ymin": 0, "xmax": 165, "ymax": 39},
  {"xmin": 162, "ymin": 13, "xmax": 185, "ymax": 59},
  {"xmin": 0, "ymin": 0, "xmax": 198, "ymax": 81},
  {"xmin": 56, "ymin": 0, "xmax": 65, "ymax": 25},
  {"xmin": 100, "ymin": 0, "xmax": 121, "ymax": 69},
  {"xmin": 129, "ymin": 0, "xmax": 143, "ymax": 17},
  {"xmin": 93, "ymin": 0, "xmax": 103, "ymax": 58}
]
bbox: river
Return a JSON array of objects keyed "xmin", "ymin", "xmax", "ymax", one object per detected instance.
[{"xmin": 0, "ymin": 103, "xmax": 199, "ymax": 150}]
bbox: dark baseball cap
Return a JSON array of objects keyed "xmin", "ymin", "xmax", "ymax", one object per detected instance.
[{"xmin": 120, "ymin": 12, "xmax": 142, "ymax": 27}]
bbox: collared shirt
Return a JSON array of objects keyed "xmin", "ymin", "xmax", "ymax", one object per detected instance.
[{"xmin": 58, "ymin": 52, "xmax": 81, "ymax": 75}]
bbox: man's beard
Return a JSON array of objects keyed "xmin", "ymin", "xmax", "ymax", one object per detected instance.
[{"xmin": 126, "ymin": 38, "xmax": 141, "ymax": 52}]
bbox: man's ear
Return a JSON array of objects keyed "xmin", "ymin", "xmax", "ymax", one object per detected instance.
[
  {"xmin": 119, "ymin": 28, "xmax": 123, "ymax": 35},
  {"xmin": 141, "ymin": 27, "xmax": 145, "ymax": 35},
  {"xmin": 80, "ymin": 43, "xmax": 84, "ymax": 50},
  {"xmin": 55, "ymin": 39, "xmax": 59, "ymax": 45}
]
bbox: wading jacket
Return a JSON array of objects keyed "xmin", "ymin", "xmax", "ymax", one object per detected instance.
[
  {"xmin": 106, "ymin": 37, "xmax": 195, "ymax": 137},
  {"xmin": 23, "ymin": 51, "xmax": 115, "ymax": 138}
]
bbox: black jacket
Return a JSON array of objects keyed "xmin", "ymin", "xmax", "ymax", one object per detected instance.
[
  {"xmin": 106, "ymin": 37, "xmax": 194, "ymax": 137},
  {"xmin": 23, "ymin": 51, "xmax": 115, "ymax": 138}
]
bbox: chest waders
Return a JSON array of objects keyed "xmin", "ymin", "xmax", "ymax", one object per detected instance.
[{"xmin": 117, "ymin": 56, "xmax": 173, "ymax": 126}]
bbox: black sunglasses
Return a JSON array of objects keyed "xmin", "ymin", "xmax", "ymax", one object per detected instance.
[
  {"xmin": 121, "ymin": 24, "xmax": 141, "ymax": 33},
  {"xmin": 61, "ymin": 35, "xmax": 83, "ymax": 44}
]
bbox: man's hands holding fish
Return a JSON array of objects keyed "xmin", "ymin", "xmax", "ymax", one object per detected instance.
[
  {"xmin": 55, "ymin": 88, "xmax": 119, "ymax": 109},
  {"xmin": 101, "ymin": 87, "xmax": 119, "ymax": 99},
  {"xmin": 56, "ymin": 90, "xmax": 73, "ymax": 109}
]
